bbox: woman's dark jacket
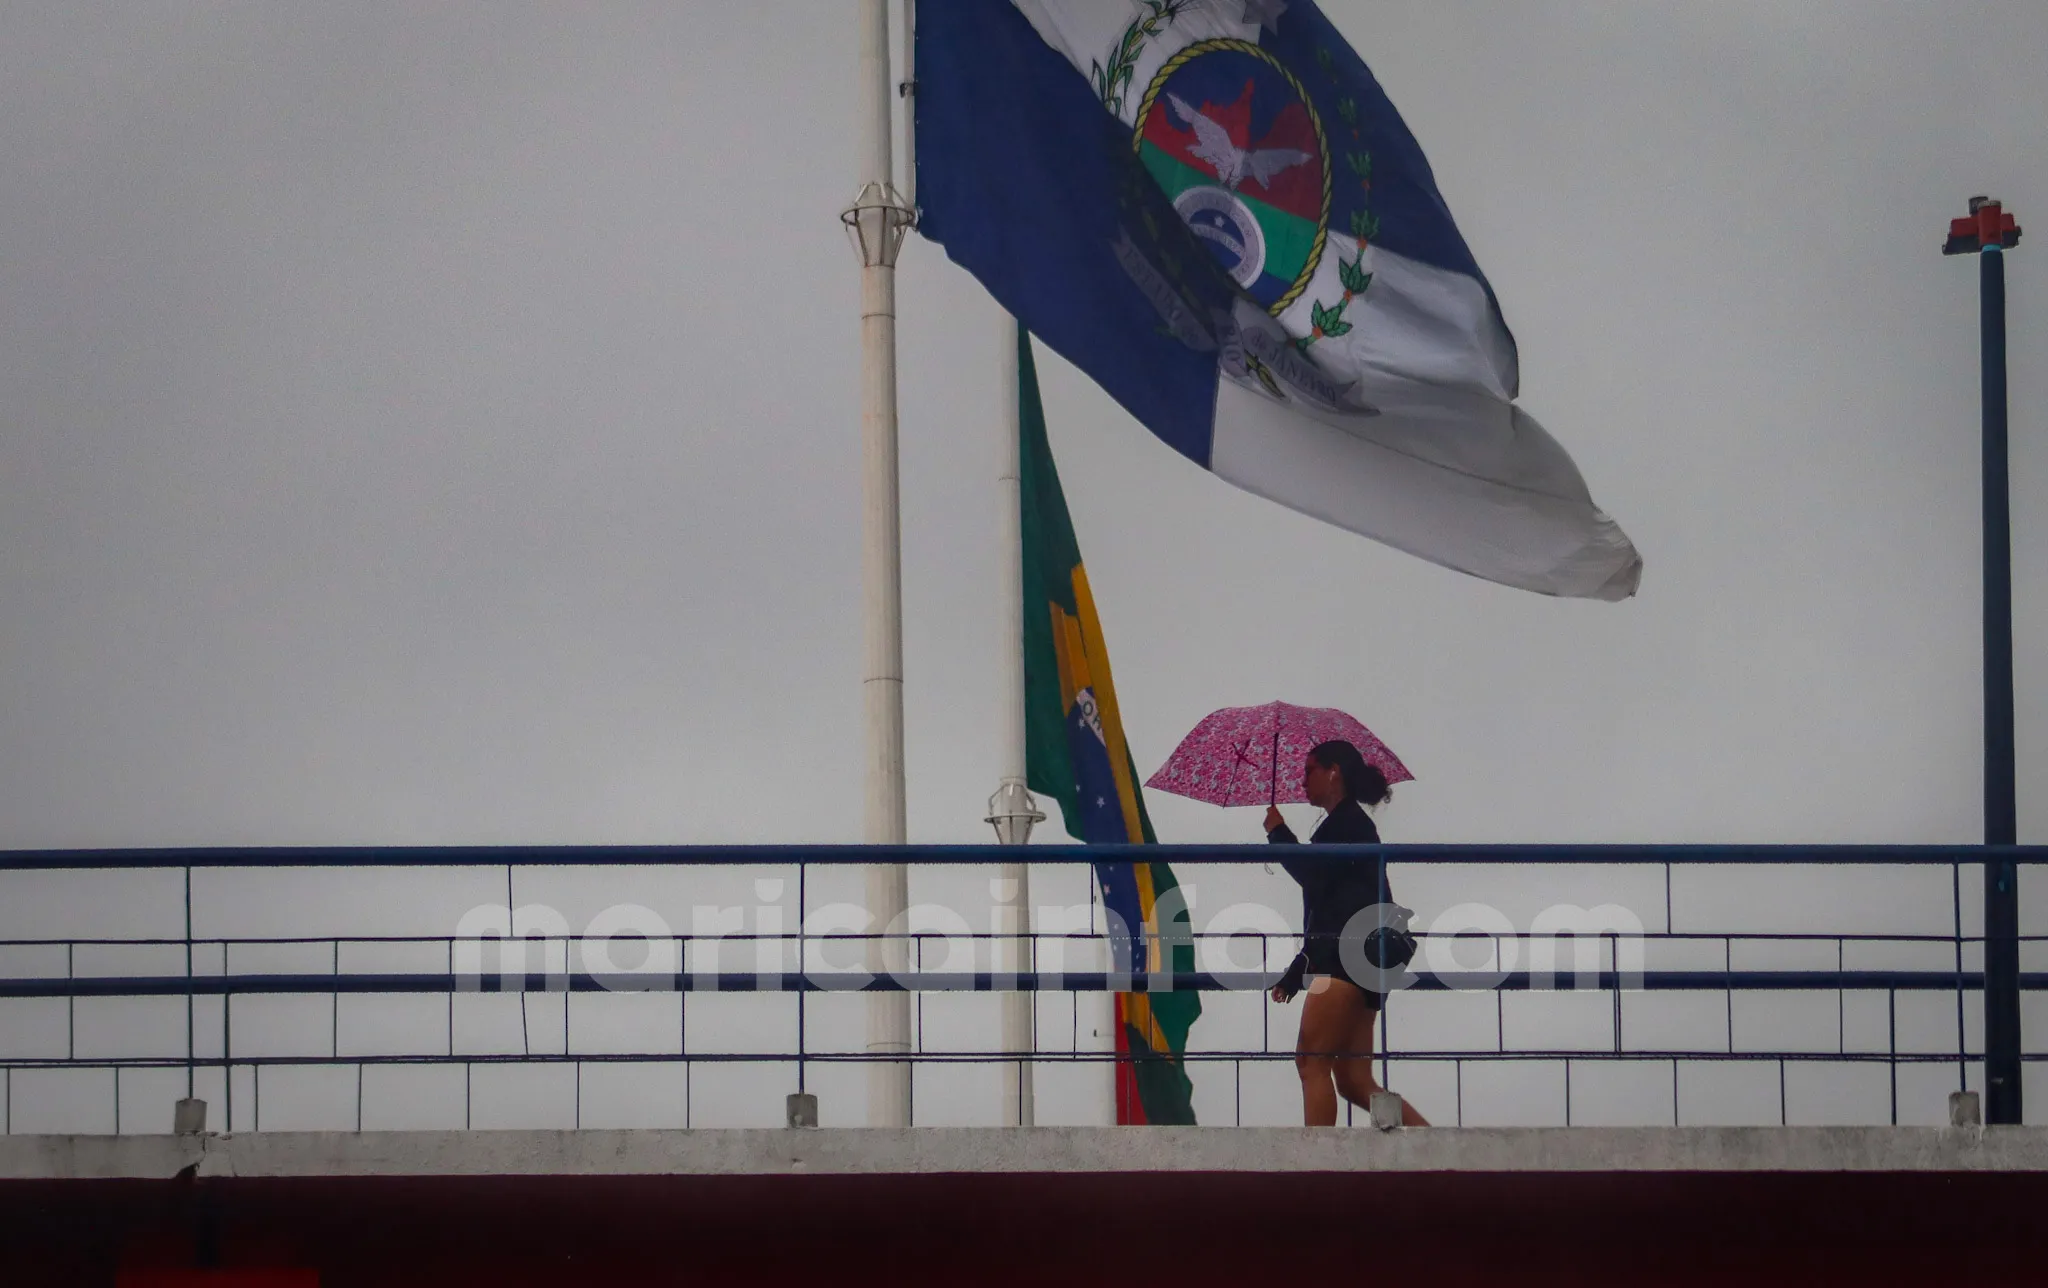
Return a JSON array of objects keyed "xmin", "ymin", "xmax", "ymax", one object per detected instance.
[{"xmin": 1268, "ymin": 798, "xmax": 1394, "ymax": 988}]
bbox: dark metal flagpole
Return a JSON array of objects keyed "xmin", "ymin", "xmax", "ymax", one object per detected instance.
[{"xmin": 1945, "ymin": 196, "xmax": 2024, "ymax": 1124}]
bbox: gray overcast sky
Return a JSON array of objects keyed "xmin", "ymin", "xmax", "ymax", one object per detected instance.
[
  {"xmin": 0, "ymin": 0, "xmax": 2039, "ymax": 855},
  {"xmin": 2, "ymin": 1, "xmax": 2046, "ymax": 1129},
  {"xmin": 4, "ymin": 0, "xmax": 2044, "ymax": 852}
]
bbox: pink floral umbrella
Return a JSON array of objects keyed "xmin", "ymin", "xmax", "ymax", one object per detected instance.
[{"xmin": 1144, "ymin": 701, "xmax": 1414, "ymax": 807}]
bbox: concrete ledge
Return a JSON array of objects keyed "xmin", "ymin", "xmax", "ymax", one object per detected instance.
[{"xmin": 5, "ymin": 1124, "xmax": 2048, "ymax": 1181}]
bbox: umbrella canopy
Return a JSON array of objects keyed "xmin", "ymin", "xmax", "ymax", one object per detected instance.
[{"xmin": 1145, "ymin": 701, "xmax": 1414, "ymax": 807}]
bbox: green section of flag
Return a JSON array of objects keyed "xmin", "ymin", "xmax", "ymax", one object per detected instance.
[
  {"xmin": 1126, "ymin": 1022, "xmax": 1198, "ymax": 1121},
  {"xmin": 1018, "ymin": 327, "xmax": 1158, "ymax": 849},
  {"xmin": 1138, "ymin": 143, "xmax": 1320, "ymax": 281},
  {"xmin": 1018, "ymin": 337, "xmax": 1078, "ymax": 838},
  {"xmin": 1017, "ymin": 329, "xmax": 1200, "ymax": 1126}
]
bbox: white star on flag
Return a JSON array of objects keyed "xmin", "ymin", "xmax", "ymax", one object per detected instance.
[{"xmin": 1241, "ymin": 0, "xmax": 1287, "ymax": 34}]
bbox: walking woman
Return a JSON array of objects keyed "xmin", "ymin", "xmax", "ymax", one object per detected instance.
[{"xmin": 1265, "ymin": 739, "xmax": 1429, "ymax": 1127}]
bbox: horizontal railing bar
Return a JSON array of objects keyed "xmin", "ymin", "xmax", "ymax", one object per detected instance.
[
  {"xmin": 0, "ymin": 930, "xmax": 2010, "ymax": 949},
  {"xmin": 0, "ymin": 1050, "xmax": 2022, "ymax": 1069},
  {"xmin": 0, "ymin": 970, "xmax": 1265, "ymax": 996},
  {"xmin": 0, "ymin": 969, "xmax": 2034, "ymax": 998},
  {"xmin": 2, "ymin": 843, "xmax": 2045, "ymax": 871}
]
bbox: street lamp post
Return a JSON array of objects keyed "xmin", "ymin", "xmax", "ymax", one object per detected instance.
[{"xmin": 1944, "ymin": 196, "xmax": 2024, "ymax": 1125}]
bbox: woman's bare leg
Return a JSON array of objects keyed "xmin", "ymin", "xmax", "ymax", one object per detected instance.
[
  {"xmin": 1331, "ymin": 995, "xmax": 1431, "ymax": 1126},
  {"xmin": 1329, "ymin": 992, "xmax": 1379, "ymax": 1113},
  {"xmin": 1295, "ymin": 978, "xmax": 1360, "ymax": 1126}
]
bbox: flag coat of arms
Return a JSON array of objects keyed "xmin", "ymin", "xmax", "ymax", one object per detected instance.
[
  {"xmin": 916, "ymin": 0, "xmax": 1642, "ymax": 600},
  {"xmin": 1017, "ymin": 331, "xmax": 1202, "ymax": 1126}
]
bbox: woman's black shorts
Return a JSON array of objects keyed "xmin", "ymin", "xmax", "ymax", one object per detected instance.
[{"xmin": 1304, "ymin": 938, "xmax": 1386, "ymax": 1011}]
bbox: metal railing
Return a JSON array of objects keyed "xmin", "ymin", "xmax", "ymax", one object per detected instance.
[{"xmin": 0, "ymin": 845, "xmax": 2039, "ymax": 1131}]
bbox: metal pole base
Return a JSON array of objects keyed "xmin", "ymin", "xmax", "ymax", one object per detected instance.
[
  {"xmin": 1369, "ymin": 1091, "xmax": 1407, "ymax": 1131},
  {"xmin": 1950, "ymin": 1090, "xmax": 1983, "ymax": 1128},
  {"xmin": 174, "ymin": 1097, "xmax": 208, "ymax": 1136}
]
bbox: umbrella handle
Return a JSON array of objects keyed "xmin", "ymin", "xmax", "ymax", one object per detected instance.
[{"xmin": 1270, "ymin": 724, "xmax": 1281, "ymax": 805}]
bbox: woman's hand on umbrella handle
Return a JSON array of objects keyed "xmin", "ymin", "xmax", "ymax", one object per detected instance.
[
  {"xmin": 1263, "ymin": 805, "xmax": 1284, "ymax": 834},
  {"xmin": 1270, "ymin": 981, "xmax": 1297, "ymax": 1004}
]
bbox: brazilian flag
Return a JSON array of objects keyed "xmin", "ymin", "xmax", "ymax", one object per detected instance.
[{"xmin": 1018, "ymin": 329, "xmax": 1201, "ymax": 1126}]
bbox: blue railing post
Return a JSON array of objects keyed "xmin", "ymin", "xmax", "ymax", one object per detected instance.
[
  {"xmin": 1888, "ymin": 988, "xmax": 1897, "ymax": 1126},
  {"xmin": 223, "ymin": 944, "xmax": 232, "ymax": 1132},
  {"xmin": 184, "ymin": 865, "xmax": 194, "ymax": 1101},
  {"xmin": 797, "ymin": 860, "xmax": 808, "ymax": 1096},
  {"xmin": 1952, "ymin": 860, "xmax": 1967, "ymax": 1095}
]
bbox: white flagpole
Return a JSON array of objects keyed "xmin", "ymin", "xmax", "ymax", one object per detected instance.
[
  {"xmin": 987, "ymin": 314, "xmax": 1044, "ymax": 1126},
  {"xmin": 843, "ymin": 0, "xmax": 914, "ymax": 1129}
]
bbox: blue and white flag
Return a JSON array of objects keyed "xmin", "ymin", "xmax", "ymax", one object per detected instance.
[{"xmin": 916, "ymin": 0, "xmax": 1642, "ymax": 600}]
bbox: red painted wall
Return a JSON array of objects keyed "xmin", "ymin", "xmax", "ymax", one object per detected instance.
[{"xmin": 8, "ymin": 1170, "xmax": 2047, "ymax": 1286}]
